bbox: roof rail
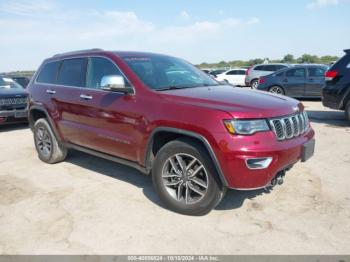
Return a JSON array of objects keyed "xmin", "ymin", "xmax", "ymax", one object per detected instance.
[{"xmin": 53, "ymin": 48, "xmax": 104, "ymax": 57}]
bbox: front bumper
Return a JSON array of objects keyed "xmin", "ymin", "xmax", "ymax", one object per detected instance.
[
  {"xmin": 0, "ymin": 109, "xmax": 28, "ymax": 124},
  {"xmin": 212, "ymin": 128, "xmax": 315, "ymax": 189}
]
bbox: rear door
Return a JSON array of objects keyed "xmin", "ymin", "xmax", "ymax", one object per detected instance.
[
  {"xmin": 283, "ymin": 68, "xmax": 306, "ymax": 97},
  {"xmin": 224, "ymin": 70, "xmax": 239, "ymax": 84},
  {"xmin": 53, "ymin": 58, "xmax": 88, "ymax": 144},
  {"xmin": 305, "ymin": 66, "xmax": 326, "ymax": 97}
]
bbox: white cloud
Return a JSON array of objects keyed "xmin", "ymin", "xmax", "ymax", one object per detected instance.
[
  {"xmin": 0, "ymin": 0, "xmax": 260, "ymax": 71},
  {"xmin": 306, "ymin": 0, "xmax": 339, "ymax": 9},
  {"xmin": 247, "ymin": 17, "xmax": 260, "ymax": 25},
  {"xmin": 0, "ymin": 0, "xmax": 56, "ymax": 16},
  {"xmin": 180, "ymin": 11, "xmax": 190, "ymax": 20}
]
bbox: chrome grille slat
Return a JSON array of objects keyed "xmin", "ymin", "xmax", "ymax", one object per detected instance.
[
  {"xmin": 269, "ymin": 112, "xmax": 309, "ymax": 141},
  {"xmin": 0, "ymin": 97, "xmax": 27, "ymax": 106}
]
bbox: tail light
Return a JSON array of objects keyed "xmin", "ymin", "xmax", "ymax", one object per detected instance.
[
  {"xmin": 325, "ymin": 70, "xmax": 338, "ymax": 81},
  {"xmin": 259, "ymin": 77, "xmax": 266, "ymax": 84},
  {"xmin": 246, "ymin": 66, "xmax": 253, "ymax": 76}
]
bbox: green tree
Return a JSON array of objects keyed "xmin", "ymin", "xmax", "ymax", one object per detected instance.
[
  {"xmin": 282, "ymin": 54, "xmax": 295, "ymax": 63},
  {"xmin": 298, "ymin": 54, "xmax": 319, "ymax": 64}
]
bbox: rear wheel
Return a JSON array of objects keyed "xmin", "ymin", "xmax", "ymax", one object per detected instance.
[
  {"xmin": 345, "ymin": 100, "xmax": 350, "ymax": 121},
  {"xmin": 152, "ymin": 139, "xmax": 226, "ymax": 216},
  {"xmin": 269, "ymin": 86, "xmax": 285, "ymax": 95},
  {"xmin": 33, "ymin": 118, "xmax": 67, "ymax": 164},
  {"xmin": 251, "ymin": 79, "xmax": 259, "ymax": 89}
]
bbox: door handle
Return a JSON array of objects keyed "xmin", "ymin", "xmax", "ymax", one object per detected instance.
[
  {"xmin": 46, "ymin": 89, "xmax": 56, "ymax": 94},
  {"xmin": 80, "ymin": 94, "xmax": 93, "ymax": 100}
]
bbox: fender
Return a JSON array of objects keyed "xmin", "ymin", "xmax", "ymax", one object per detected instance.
[
  {"xmin": 145, "ymin": 127, "xmax": 228, "ymax": 187},
  {"xmin": 28, "ymin": 104, "xmax": 62, "ymax": 143}
]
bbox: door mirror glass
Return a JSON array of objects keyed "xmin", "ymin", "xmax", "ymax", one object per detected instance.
[{"xmin": 100, "ymin": 75, "xmax": 133, "ymax": 94}]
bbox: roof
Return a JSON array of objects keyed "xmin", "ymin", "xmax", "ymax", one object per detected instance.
[{"xmin": 345, "ymin": 49, "xmax": 350, "ymax": 54}]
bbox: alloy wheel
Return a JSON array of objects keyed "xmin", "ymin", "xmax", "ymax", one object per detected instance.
[
  {"xmin": 161, "ymin": 153, "xmax": 209, "ymax": 204},
  {"xmin": 35, "ymin": 127, "xmax": 52, "ymax": 158},
  {"xmin": 269, "ymin": 86, "xmax": 284, "ymax": 94}
]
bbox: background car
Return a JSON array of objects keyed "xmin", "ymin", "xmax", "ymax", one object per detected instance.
[
  {"xmin": 257, "ymin": 65, "xmax": 327, "ymax": 98},
  {"xmin": 322, "ymin": 49, "xmax": 350, "ymax": 120},
  {"xmin": 209, "ymin": 69, "xmax": 226, "ymax": 77},
  {"xmin": 10, "ymin": 76, "xmax": 31, "ymax": 88},
  {"xmin": 0, "ymin": 76, "xmax": 28, "ymax": 125},
  {"xmin": 245, "ymin": 63, "xmax": 291, "ymax": 89},
  {"xmin": 215, "ymin": 68, "xmax": 247, "ymax": 86}
]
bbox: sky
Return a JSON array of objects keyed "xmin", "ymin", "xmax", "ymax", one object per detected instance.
[{"xmin": 0, "ymin": 0, "xmax": 349, "ymax": 72}]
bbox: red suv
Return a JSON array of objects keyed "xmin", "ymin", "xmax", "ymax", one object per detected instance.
[{"xmin": 27, "ymin": 49, "xmax": 315, "ymax": 215}]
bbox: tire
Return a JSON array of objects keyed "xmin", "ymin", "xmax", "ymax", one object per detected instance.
[
  {"xmin": 251, "ymin": 79, "xmax": 259, "ymax": 89},
  {"xmin": 345, "ymin": 100, "xmax": 350, "ymax": 121},
  {"xmin": 268, "ymin": 85, "xmax": 285, "ymax": 95},
  {"xmin": 152, "ymin": 139, "xmax": 226, "ymax": 216},
  {"xmin": 33, "ymin": 118, "xmax": 67, "ymax": 164}
]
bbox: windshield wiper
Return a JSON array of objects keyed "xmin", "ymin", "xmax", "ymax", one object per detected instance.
[{"xmin": 156, "ymin": 85, "xmax": 194, "ymax": 91}]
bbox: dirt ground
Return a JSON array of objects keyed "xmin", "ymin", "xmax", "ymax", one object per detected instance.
[{"xmin": 0, "ymin": 100, "xmax": 349, "ymax": 255}]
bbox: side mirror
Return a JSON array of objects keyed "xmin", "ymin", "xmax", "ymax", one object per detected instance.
[{"xmin": 100, "ymin": 75, "xmax": 134, "ymax": 94}]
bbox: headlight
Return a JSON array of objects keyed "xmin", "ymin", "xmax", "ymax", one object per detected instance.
[{"xmin": 224, "ymin": 119, "xmax": 270, "ymax": 135}]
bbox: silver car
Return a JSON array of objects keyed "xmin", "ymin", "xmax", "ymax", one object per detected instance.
[{"xmin": 245, "ymin": 63, "xmax": 291, "ymax": 89}]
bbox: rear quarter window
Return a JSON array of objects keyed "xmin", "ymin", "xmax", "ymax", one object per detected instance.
[{"xmin": 36, "ymin": 61, "xmax": 60, "ymax": 84}]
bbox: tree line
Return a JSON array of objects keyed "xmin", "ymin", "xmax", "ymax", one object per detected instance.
[{"xmin": 198, "ymin": 54, "xmax": 339, "ymax": 69}]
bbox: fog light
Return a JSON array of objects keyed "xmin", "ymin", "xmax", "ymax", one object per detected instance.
[{"xmin": 245, "ymin": 157, "xmax": 273, "ymax": 169}]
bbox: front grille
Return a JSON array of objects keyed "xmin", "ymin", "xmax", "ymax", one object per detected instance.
[
  {"xmin": 0, "ymin": 97, "xmax": 27, "ymax": 106},
  {"xmin": 270, "ymin": 112, "xmax": 309, "ymax": 141}
]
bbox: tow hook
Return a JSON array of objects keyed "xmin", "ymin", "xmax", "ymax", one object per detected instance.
[{"xmin": 265, "ymin": 170, "xmax": 286, "ymax": 190}]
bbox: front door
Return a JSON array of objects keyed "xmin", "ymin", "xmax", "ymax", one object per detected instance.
[
  {"xmin": 283, "ymin": 68, "xmax": 306, "ymax": 97},
  {"xmin": 76, "ymin": 57, "xmax": 140, "ymax": 161}
]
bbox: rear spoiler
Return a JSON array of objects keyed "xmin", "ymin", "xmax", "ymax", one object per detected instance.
[{"xmin": 345, "ymin": 49, "xmax": 350, "ymax": 54}]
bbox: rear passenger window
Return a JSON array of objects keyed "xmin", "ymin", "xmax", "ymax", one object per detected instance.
[
  {"xmin": 226, "ymin": 70, "xmax": 237, "ymax": 75},
  {"xmin": 57, "ymin": 58, "xmax": 87, "ymax": 87},
  {"xmin": 286, "ymin": 68, "xmax": 306, "ymax": 78},
  {"xmin": 254, "ymin": 65, "xmax": 265, "ymax": 71},
  {"xmin": 36, "ymin": 61, "xmax": 60, "ymax": 84},
  {"xmin": 237, "ymin": 70, "xmax": 246, "ymax": 75},
  {"xmin": 308, "ymin": 67, "xmax": 326, "ymax": 77},
  {"xmin": 86, "ymin": 57, "xmax": 128, "ymax": 89},
  {"xmin": 276, "ymin": 65, "xmax": 287, "ymax": 71},
  {"xmin": 264, "ymin": 65, "xmax": 277, "ymax": 71}
]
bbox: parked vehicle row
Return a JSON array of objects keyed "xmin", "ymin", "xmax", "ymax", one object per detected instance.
[
  {"xmin": 26, "ymin": 49, "xmax": 315, "ymax": 215},
  {"xmin": 257, "ymin": 65, "xmax": 328, "ymax": 98}
]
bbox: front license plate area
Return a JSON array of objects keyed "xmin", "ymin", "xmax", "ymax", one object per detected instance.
[
  {"xmin": 15, "ymin": 111, "xmax": 27, "ymax": 118},
  {"xmin": 301, "ymin": 139, "xmax": 315, "ymax": 162}
]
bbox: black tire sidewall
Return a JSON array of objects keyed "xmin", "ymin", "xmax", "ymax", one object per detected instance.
[
  {"xmin": 152, "ymin": 140, "xmax": 222, "ymax": 216},
  {"xmin": 34, "ymin": 119, "xmax": 54, "ymax": 162},
  {"xmin": 345, "ymin": 101, "xmax": 350, "ymax": 121}
]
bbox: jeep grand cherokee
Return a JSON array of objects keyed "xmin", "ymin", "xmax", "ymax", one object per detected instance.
[{"xmin": 27, "ymin": 49, "xmax": 315, "ymax": 215}]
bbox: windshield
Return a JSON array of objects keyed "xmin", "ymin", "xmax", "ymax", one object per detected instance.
[
  {"xmin": 0, "ymin": 77, "xmax": 23, "ymax": 89},
  {"xmin": 122, "ymin": 54, "xmax": 219, "ymax": 90}
]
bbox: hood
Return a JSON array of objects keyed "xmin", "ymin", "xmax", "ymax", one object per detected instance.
[
  {"xmin": 159, "ymin": 85, "xmax": 303, "ymax": 119},
  {"xmin": 0, "ymin": 87, "xmax": 27, "ymax": 97}
]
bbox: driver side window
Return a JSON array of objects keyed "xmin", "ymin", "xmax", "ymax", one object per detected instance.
[{"xmin": 86, "ymin": 57, "xmax": 129, "ymax": 89}]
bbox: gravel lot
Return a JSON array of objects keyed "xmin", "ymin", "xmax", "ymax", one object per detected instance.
[{"xmin": 0, "ymin": 100, "xmax": 349, "ymax": 255}]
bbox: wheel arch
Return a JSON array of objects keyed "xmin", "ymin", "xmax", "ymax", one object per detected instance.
[
  {"xmin": 144, "ymin": 127, "xmax": 228, "ymax": 187},
  {"xmin": 29, "ymin": 105, "xmax": 62, "ymax": 143}
]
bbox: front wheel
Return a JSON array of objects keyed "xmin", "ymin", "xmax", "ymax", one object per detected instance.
[
  {"xmin": 152, "ymin": 139, "xmax": 226, "ymax": 216},
  {"xmin": 269, "ymin": 86, "xmax": 285, "ymax": 95}
]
